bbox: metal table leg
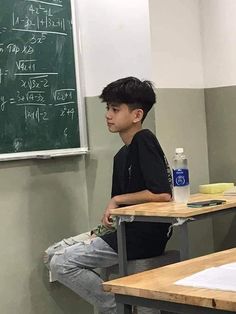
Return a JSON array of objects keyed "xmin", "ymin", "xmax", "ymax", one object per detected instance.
[
  {"xmin": 116, "ymin": 301, "xmax": 132, "ymax": 314},
  {"xmin": 117, "ymin": 217, "xmax": 128, "ymax": 276},
  {"xmin": 178, "ymin": 222, "xmax": 189, "ymax": 260}
]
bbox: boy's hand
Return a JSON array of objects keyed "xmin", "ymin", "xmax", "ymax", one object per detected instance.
[{"xmin": 102, "ymin": 197, "xmax": 118, "ymax": 228}]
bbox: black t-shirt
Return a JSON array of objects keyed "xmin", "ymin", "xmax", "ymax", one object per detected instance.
[{"xmin": 100, "ymin": 129, "xmax": 172, "ymax": 260}]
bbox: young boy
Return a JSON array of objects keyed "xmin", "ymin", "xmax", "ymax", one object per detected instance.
[{"xmin": 45, "ymin": 77, "xmax": 172, "ymax": 314}]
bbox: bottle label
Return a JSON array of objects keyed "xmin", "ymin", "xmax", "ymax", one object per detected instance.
[{"xmin": 173, "ymin": 169, "xmax": 189, "ymax": 187}]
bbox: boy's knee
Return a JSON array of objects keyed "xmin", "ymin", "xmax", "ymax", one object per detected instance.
[{"xmin": 50, "ymin": 253, "xmax": 68, "ymax": 277}]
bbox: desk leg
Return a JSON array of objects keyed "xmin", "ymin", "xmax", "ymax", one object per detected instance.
[
  {"xmin": 179, "ymin": 222, "xmax": 189, "ymax": 260},
  {"xmin": 116, "ymin": 302, "xmax": 132, "ymax": 314},
  {"xmin": 117, "ymin": 218, "xmax": 128, "ymax": 276},
  {"xmin": 116, "ymin": 295, "xmax": 132, "ymax": 314}
]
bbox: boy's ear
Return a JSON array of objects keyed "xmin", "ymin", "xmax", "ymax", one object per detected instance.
[{"xmin": 133, "ymin": 109, "xmax": 144, "ymax": 123}]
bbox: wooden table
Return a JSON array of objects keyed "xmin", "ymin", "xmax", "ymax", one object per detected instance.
[
  {"xmin": 111, "ymin": 193, "xmax": 236, "ymax": 276},
  {"xmin": 103, "ymin": 248, "xmax": 236, "ymax": 314}
]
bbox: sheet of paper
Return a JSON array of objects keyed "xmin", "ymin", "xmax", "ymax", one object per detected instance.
[
  {"xmin": 218, "ymin": 262, "xmax": 236, "ymax": 270},
  {"xmin": 175, "ymin": 263, "xmax": 236, "ymax": 292}
]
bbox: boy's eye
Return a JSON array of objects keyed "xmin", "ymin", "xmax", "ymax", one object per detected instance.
[{"xmin": 106, "ymin": 106, "xmax": 119, "ymax": 112}]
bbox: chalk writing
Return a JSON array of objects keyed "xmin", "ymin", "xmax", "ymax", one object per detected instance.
[
  {"xmin": 0, "ymin": 68, "xmax": 8, "ymax": 84},
  {"xmin": 13, "ymin": 138, "xmax": 23, "ymax": 152},
  {"xmin": 60, "ymin": 106, "xmax": 75, "ymax": 120},
  {"xmin": 16, "ymin": 60, "xmax": 37, "ymax": 72},
  {"xmin": 24, "ymin": 106, "xmax": 49, "ymax": 123},
  {"xmin": 0, "ymin": 43, "xmax": 4, "ymax": 54},
  {"xmin": 16, "ymin": 90, "xmax": 46, "ymax": 104},
  {"xmin": 0, "ymin": 0, "xmax": 80, "ymax": 154},
  {"xmin": 28, "ymin": 33, "xmax": 47, "ymax": 45},
  {"xmin": 20, "ymin": 76, "xmax": 49, "ymax": 90},
  {"xmin": 27, "ymin": 0, "xmax": 63, "ymax": 7},
  {"xmin": 12, "ymin": 3, "xmax": 66, "ymax": 35},
  {"xmin": 54, "ymin": 89, "xmax": 75, "ymax": 102},
  {"xmin": 0, "ymin": 96, "xmax": 7, "ymax": 112},
  {"xmin": 6, "ymin": 43, "xmax": 34, "ymax": 55}
]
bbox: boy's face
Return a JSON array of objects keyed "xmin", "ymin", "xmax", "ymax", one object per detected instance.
[{"xmin": 105, "ymin": 103, "xmax": 142, "ymax": 133}]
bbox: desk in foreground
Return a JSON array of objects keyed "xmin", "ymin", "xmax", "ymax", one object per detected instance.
[{"xmin": 103, "ymin": 248, "xmax": 236, "ymax": 313}]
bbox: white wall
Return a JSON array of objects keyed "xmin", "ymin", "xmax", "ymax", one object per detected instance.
[
  {"xmin": 75, "ymin": 0, "xmax": 151, "ymax": 96},
  {"xmin": 200, "ymin": 0, "xmax": 236, "ymax": 87},
  {"xmin": 149, "ymin": 0, "xmax": 212, "ymax": 257},
  {"xmin": 149, "ymin": 0, "xmax": 209, "ymax": 191},
  {"xmin": 149, "ymin": 0, "xmax": 204, "ymax": 88},
  {"xmin": 150, "ymin": 0, "xmax": 236, "ymax": 89}
]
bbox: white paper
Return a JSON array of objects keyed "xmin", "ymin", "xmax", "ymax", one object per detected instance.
[
  {"xmin": 175, "ymin": 263, "xmax": 236, "ymax": 292},
  {"xmin": 218, "ymin": 262, "xmax": 236, "ymax": 270}
]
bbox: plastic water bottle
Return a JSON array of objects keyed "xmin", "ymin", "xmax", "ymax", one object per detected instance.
[{"xmin": 172, "ymin": 148, "xmax": 190, "ymax": 203}]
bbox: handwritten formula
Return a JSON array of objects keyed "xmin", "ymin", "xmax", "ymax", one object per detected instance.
[{"xmin": 0, "ymin": 0, "xmax": 80, "ymax": 153}]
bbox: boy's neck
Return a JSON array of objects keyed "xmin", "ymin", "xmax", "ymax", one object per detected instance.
[{"xmin": 119, "ymin": 125, "xmax": 143, "ymax": 145}]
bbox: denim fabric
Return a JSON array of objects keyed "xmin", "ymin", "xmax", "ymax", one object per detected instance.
[
  {"xmin": 45, "ymin": 236, "xmax": 118, "ymax": 314},
  {"xmin": 44, "ymin": 231, "xmax": 92, "ymax": 268}
]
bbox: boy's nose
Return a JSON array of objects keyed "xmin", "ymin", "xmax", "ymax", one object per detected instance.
[{"xmin": 105, "ymin": 110, "xmax": 112, "ymax": 119}]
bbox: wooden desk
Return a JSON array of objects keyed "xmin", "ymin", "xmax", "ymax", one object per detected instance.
[
  {"xmin": 111, "ymin": 193, "xmax": 236, "ymax": 275},
  {"xmin": 103, "ymin": 248, "xmax": 236, "ymax": 314}
]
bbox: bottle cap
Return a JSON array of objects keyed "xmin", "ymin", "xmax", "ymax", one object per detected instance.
[{"xmin": 175, "ymin": 147, "xmax": 184, "ymax": 154}]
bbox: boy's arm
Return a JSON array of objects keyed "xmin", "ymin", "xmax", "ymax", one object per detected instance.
[{"xmin": 102, "ymin": 189, "xmax": 171, "ymax": 228}]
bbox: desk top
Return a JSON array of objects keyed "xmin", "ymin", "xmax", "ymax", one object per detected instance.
[
  {"xmin": 103, "ymin": 248, "xmax": 236, "ymax": 312},
  {"xmin": 110, "ymin": 193, "xmax": 236, "ymax": 218}
]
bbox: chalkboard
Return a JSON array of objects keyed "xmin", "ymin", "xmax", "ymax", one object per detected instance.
[{"xmin": 0, "ymin": 0, "xmax": 87, "ymax": 160}]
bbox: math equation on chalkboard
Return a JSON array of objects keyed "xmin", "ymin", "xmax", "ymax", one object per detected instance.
[{"xmin": 0, "ymin": 0, "xmax": 83, "ymax": 155}]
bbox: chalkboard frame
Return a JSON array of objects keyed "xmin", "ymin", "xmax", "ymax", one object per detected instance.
[{"xmin": 0, "ymin": 0, "xmax": 88, "ymax": 161}]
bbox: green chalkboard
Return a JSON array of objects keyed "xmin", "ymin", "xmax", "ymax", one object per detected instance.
[{"xmin": 0, "ymin": 0, "xmax": 87, "ymax": 159}]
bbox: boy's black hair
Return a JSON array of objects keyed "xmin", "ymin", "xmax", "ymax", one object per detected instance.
[{"xmin": 99, "ymin": 77, "xmax": 156, "ymax": 122}]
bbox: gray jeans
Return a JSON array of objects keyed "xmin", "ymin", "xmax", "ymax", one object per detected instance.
[{"xmin": 45, "ymin": 234, "xmax": 118, "ymax": 314}]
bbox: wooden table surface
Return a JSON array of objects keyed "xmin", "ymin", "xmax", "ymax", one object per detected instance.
[
  {"xmin": 103, "ymin": 248, "xmax": 236, "ymax": 312},
  {"xmin": 110, "ymin": 193, "xmax": 236, "ymax": 218}
]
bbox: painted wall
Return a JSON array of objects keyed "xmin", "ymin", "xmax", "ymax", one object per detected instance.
[
  {"xmin": 0, "ymin": 158, "xmax": 92, "ymax": 314},
  {"xmin": 76, "ymin": 0, "xmax": 151, "ymax": 96},
  {"xmin": 201, "ymin": 0, "xmax": 236, "ymax": 251},
  {"xmin": 149, "ymin": 0, "xmax": 208, "ymax": 183},
  {"xmin": 149, "ymin": 0, "xmax": 204, "ymax": 88},
  {"xmin": 149, "ymin": 0, "xmax": 212, "ymax": 257},
  {"xmin": 200, "ymin": 0, "xmax": 236, "ymax": 88},
  {"xmin": 0, "ymin": 1, "xmax": 152, "ymax": 314}
]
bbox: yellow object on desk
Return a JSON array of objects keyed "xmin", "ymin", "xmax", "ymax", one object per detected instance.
[{"xmin": 199, "ymin": 183, "xmax": 234, "ymax": 194}]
